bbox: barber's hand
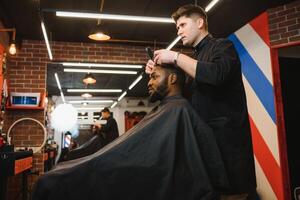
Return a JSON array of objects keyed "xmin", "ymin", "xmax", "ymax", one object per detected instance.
[
  {"xmin": 154, "ymin": 49, "xmax": 177, "ymax": 65},
  {"xmin": 93, "ymin": 122, "xmax": 101, "ymax": 129},
  {"xmin": 145, "ymin": 59, "xmax": 155, "ymax": 74}
]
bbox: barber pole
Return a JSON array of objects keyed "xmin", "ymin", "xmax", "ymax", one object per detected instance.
[
  {"xmin": 229, "ymin": 12, "xmax": 287, "ymax": 200},
  {"xmin": 64, "ymin": 134, "xmax": 71, "ymax": 148}
]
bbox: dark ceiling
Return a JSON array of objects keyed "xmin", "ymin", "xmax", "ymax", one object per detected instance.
[{"xmin": 0, "ymin": 0, "xmax": 294, "ymax": 101}]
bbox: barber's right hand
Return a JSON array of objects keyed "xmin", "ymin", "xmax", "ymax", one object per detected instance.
[{"xmin": 145, "ymin": 59, "xmax": 155, "ymax": 74}]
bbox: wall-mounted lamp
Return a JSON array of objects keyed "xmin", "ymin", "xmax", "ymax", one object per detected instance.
[{"xmin": 0, "ymin": 28, "xmax": 17, "ymax": 55}]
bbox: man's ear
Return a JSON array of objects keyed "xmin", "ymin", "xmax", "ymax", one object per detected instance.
[
  {"xmin": 197, "ymin": 18, "xmax": 204, "ymax": 29},
  {"xmin": 169, "ymin": 73, "xmax": 178, "ymax": 85}
]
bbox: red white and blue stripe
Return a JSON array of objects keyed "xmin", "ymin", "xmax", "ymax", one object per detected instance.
[{"xmin": 228, "ymin": 12, "xmax": 284, "ymax": 200}]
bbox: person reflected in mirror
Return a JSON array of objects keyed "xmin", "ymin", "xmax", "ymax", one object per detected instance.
[{"xmin": 93, "ymin": 107, "xmax": 119, "ymax": 145}]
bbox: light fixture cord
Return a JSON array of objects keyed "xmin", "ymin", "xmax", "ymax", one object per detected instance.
[{"xmin": 97, "ymin": 0, "xmax": 105, "ymax": 25}]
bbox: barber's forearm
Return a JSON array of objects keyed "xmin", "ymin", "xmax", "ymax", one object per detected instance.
[{"xmin": 176, "ymin": 53, "xmax": 197, "ymax": 78}]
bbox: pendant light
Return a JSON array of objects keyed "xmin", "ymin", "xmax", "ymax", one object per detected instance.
[
  {"xmin": 82, "ymin": 73, "xmax": 96, "ymax": 84},
  {"xmin": 0, "ymin": 28, "xmax": 17, "ymax": 55},
  {"xmin": 81, "ymin": 93, "xmax": 92, "ymax": 98},
  {"xmin": 88, "ymin": 0, "xmax": 110, "ymax": 41},
  {"xmin": 88, "ymin": 25, "xmax": 110, "ymax": 41}
]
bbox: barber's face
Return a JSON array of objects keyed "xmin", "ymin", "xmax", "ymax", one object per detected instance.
[
  {"xmin": 176, "ymin": 16, "xmax": 203, "ymax": 46},
  {"xmin": 101, "ymin": 112, "xmax": 109, "ymax": 119},
  {"xmin": 147, "ymin": 67, "xmax": 168, "ymax": 103}
]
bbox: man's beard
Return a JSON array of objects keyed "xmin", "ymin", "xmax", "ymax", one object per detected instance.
[{"xmin": 148, "ymin": 81, "xmax": 168, "ymax": 103}]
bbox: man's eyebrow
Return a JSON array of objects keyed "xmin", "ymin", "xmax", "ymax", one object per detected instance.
[{"xmin": 150, "ymin": 72, "xmax": 157, "ymax": 77}]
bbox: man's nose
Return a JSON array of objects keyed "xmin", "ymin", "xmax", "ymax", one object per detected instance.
[
  {"xmin": 177, "ymin": 28, "xmax": 183, "ymax": 36},
  {"xmin": 148, "ymin": 80, "xmax": 152, "ymax": 87}
]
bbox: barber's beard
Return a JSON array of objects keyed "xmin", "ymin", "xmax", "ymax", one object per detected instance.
[{"xmin": 149, "ymin": 81, "xmax": 168, "ymax": 103}]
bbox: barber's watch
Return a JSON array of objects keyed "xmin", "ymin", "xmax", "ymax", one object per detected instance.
[{"xmin": 174, "ymin": 52, "xmax": 180, "ymax": 66}]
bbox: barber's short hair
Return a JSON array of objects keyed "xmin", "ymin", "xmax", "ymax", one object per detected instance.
[
  {"xmin": 101, "ymin": 107, "xmax": 110, "ymax": 113},
  {"xmin": 158, "ymin": 63, "xmax": 185, "ymax": 90},
  {"xmin": 172, "ymin": 4, "xmax": 208, "ymax": 30}
]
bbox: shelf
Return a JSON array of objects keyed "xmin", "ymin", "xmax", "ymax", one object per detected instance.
[
  {"xmin": 5, "ymin": 105, "xmax": 45, "ymax": 110},
  {"xmin": 5, "ymin": 92, "xmax": 46, "ymax": 110}
]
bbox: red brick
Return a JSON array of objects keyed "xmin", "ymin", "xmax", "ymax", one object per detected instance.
[
  {"xmin": 269, "ymin": 27, "xmax": 287, "ymax": 35},
  {"xmin": 33, "ymin": 53, "xmax": 47, "ymax": 58},
  {"xmin": 9, "ymin": 83, "xmax": 24, "ymax": 88},
  {"xmin": 269, "ymin": 24, "xmax": 278, "ymax": 31},
  {"xmin": 289, "ymin": 35, "xmax": 300, "ymax": 42},
  {"xmin": 9, "ymin": 74, "xmax": 25, "ymax": 79},
  {"xmin": 279, "ymin": 19, "xmax": 297, "ymax": 27},
  {"xmin": 280, "ymin": 30, "xmax": 299, "ymax": 38},
  {"xmin": 33, "ymin": 44, "xmax": 46, "ymax": 49},
  {"xmin": 270, "ymin": 38, "xmax": 289, "ymax": 46},
  {"xmin": 26, "ymin": 57, "xmax": 41, "ymax": 62},
  {"xmin": 17, "ymin": 79, "xmax": 32, "ymax": 84},
  {"xmin": 26, "ymin": 48, "xmax": 40, "ymax": 53},
  {"xmin": 277, "ymin": 8, "xmax": 296, "ymax": 16},
  {"xmin": 287, "ymin": 12, "xmax": 300, "ymax": 20},
  {"xmin": 288, "ymin": 23, "xmax": 300, "ymax": 31}
]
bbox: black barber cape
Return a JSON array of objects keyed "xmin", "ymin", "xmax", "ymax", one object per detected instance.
[
  {"xmin": 33, "ymin": 96, "xmax": 229, "ymax": 200},
  {"xmin": 59, "ymin": 134, "xmax": 106, "ymax": 162}
]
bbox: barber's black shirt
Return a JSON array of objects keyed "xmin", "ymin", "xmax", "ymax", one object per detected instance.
[
  {"xmin": 189, "ymin": 34, "xmax": 256, "ymax": 194},
  {"xmin": 101, "ymin": 116, "xmax": 119, "ymax": 144}
]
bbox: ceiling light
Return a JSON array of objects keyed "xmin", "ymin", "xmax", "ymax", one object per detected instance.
[
  {"xmin": 0, "ymin": 28, "xmax": 17, "ymax": 55},
  {"xmin": 205, "ymin": 0, "xmax": 220, "ymax": 12},
  {"xmin": 56, "ymin": 11, "xmax": 174, "ymax": 23},
  {"xmin": 54, "ymin": 73, "xmax": 62, "ymax": 90},
  {"xmin": 111, "ymin": 101, "xmax": 117, "ymax": 109},
  {"xmin": 76, "ymin": 107, "xmax": 104, "ymax": 110},
  {"xmin": 81, "ymin": 93, "xmax": 93, "ymax": 98},
  {"xmin": 68, "ymin": 89, "xmax": 122, "ymax": 93},
  {"xmin": 82, "ymin": 102, "xmax": 88, "ymax": 106},
  {"xmin": 69, "ymin": 100, "xmax": 114, "ymax": 104},
  {"xmin": 41, "ymin": 21, "xmax": 53, "ymax": 60},
  {"xmin": 88, "ymin": 25, "xmax": 110, "ymax": 41},
  {"xmin": 60, "ymin": 91, "xmax": 66, "ymax": 103},
  {"xmin": 64, "ymin": 68, "xmax": 137, "ymax": 75},
  {"xmin": 117, "ymin": 91, "xmax": 127, "ymax": 102},
  {"xmin": 83, "ymin": 73, "xmax": 96, "ymax": 84},
  {"xmin": 128, "ymin": 74, "xmax": 143, "ymax": 90},
  {"xmin": 167, "ymin": 36, "xmax": 182, "ymax": 50},
  {"xmin": 62, "ymin": 62, "xmax": 143, "ymax": 69}
]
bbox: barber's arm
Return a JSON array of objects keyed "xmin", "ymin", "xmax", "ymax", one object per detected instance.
[
  {"xmin": 99, "ymin": 120, "xmax": 113, "ymax": 132},
  {"xmin": 146, "ymin": 49, "xmax": 197, "ymax": 78},
  {"xmin": 193, "ymin": 40, "xmax": 239, "ymax": 86},
  {"xmin": 146, "ymin": 40, "xmax": 238, "ymax": 86}
]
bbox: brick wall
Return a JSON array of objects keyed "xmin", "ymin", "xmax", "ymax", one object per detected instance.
[
  {"xmin": 268, "ymin": 0, "xmax": 300, "ymax": 46},
  {"xmin": 267, "ymin": 1, "xmax": 300, "ymax": 199}
]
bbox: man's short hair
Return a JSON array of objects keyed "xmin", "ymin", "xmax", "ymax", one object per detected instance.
[
  {"xmin": 158, "ymin": 63, "xmax": 185, "ymax": 90},
  {"xmin": 172, "ymin": 4, "xmax": 208, "ymax": 30},
  {"xmin": 101, "ymin": 107, "xmax": 110, "ymax": 113}
]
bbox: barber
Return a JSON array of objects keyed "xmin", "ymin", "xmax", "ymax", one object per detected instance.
[
  {"xmin": 93, "ymin": 107, "xmax": 119, "ymax": 145},
  {"xmin": 146, "ymin": 4, "xmax": 256, "ymax": 200}
]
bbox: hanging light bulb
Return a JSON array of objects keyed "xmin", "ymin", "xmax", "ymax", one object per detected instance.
[
  {"xmin": 8, "ymin": 41, "xmax": 16, "ymax": 55},
  {"xmin": 88, "ymin": 0, "xmax": 110, "ymax": 41},
  {"xmin": 0, "ymin": 28, "xmax": 17, "ymax": 55},
  {"xmin": 82, "ymin": 73, "xmax": 96, "ymax": 84}
]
